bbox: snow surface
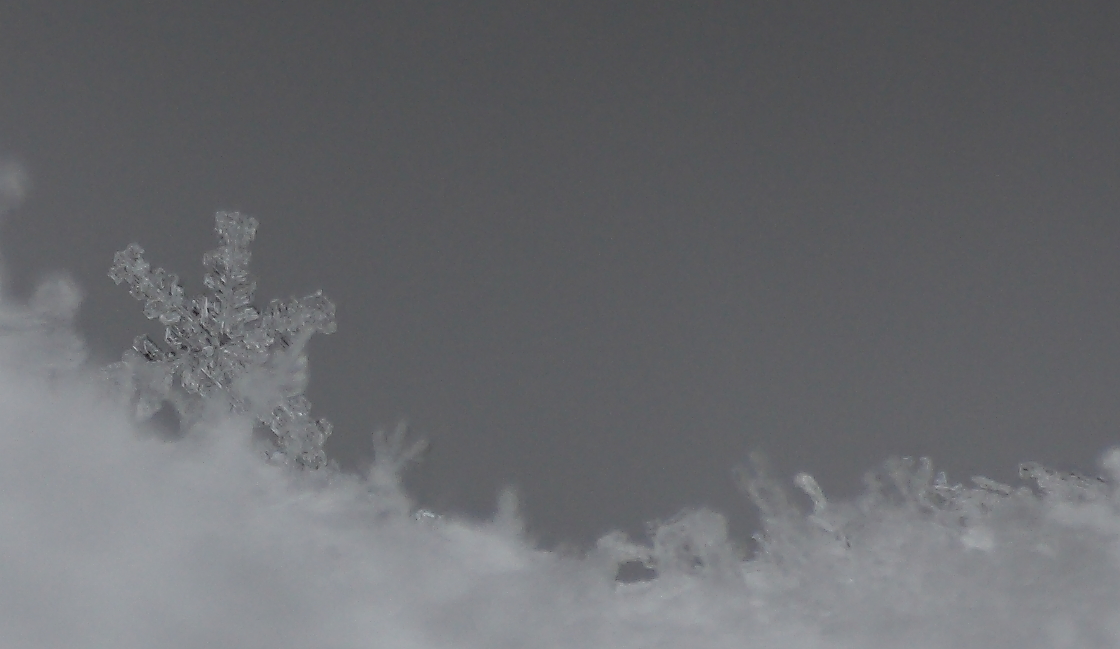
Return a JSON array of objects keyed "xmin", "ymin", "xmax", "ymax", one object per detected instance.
[{"xmin": 1, "ymin": 208, "xmax": 1120, "ymax": 648}]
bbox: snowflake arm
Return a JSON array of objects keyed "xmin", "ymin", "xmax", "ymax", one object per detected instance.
[{"xmin": 107, "ymin": 211, "xmax": 336, "ymax": 469}]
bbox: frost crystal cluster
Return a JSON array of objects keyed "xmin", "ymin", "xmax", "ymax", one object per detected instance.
[{"xmin": 106, "ymin": 211, "xmax": 336, "ymax": 468}]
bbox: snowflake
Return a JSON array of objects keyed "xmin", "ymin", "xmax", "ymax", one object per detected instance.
[{"xmin": 106, "ymin": 211, "xmax": 336, "ymax": 469}]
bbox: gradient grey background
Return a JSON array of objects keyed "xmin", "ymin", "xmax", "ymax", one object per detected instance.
[{"xmin": 2, "ymin": 1, "xmax": 1119, "ymax": 547}]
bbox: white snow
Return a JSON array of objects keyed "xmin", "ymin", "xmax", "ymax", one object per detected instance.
[{"xmin": 1, "ymin": 216, "xmax": 1119, "ymax": 648}]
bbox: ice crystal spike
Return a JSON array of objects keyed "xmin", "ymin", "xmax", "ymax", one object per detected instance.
[
  {"xmin": 368, "ymin": 421, "xmax": 428, "ymax": 488},
  {"xmin": 794, "ymin": 472, "xmax": 828, "ymax": 515},
  {"xmin": 107, "ymin": 211, "xmax": 336, "ymax": 469}
]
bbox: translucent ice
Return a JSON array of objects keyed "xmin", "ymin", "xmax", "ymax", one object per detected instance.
[{"xmin": 107, "ymin": 211, "xmax": 336, "ymax": 468}]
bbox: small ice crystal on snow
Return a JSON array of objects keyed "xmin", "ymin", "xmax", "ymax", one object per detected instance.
[
  {"xmin": 648, "ymin": 508, "xmax": 739, "ymax": 578},
  {"xmin": 1018, "ymin": 461, "xmax": 1110, "ymax": 503},
  {"xmin": 106, "ymin": 211, "xmax": 336, "ymax": 468},
  {"xmin": 368, "ymin": 421, "xmax": 428, "ymax": 491}
]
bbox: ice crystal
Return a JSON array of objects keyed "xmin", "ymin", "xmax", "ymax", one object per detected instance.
[
  {"xmin": 368, "ymin": 421, "xmax": 429, "ymax": 492},
  {"xmin": 1018, "ymin": 461, "xmax": 1110, "ymax": 503},
  {"xmin": 106, "ymin": 211, "xmax": 336, "ymax": 468}
]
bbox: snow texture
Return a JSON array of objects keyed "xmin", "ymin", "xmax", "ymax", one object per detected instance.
[{"xmin": 2, "ymin": 211, "xmax": 1119, "ymax": 648}]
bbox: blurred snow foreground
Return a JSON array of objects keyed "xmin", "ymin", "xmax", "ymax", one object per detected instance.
[{"xmin": 0, "ymin": 214, "xmax": 1119, "ymax": 648}]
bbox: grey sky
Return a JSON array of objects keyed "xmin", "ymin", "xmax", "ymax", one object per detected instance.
[{"xmin": 2, "ymin": 1, "xmax": 1119, "ymax": 547}]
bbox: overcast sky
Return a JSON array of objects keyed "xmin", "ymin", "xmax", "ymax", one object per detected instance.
[{"xmin": 2, "ymin": 1, "xmax": 1119, "ymax": 547}]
